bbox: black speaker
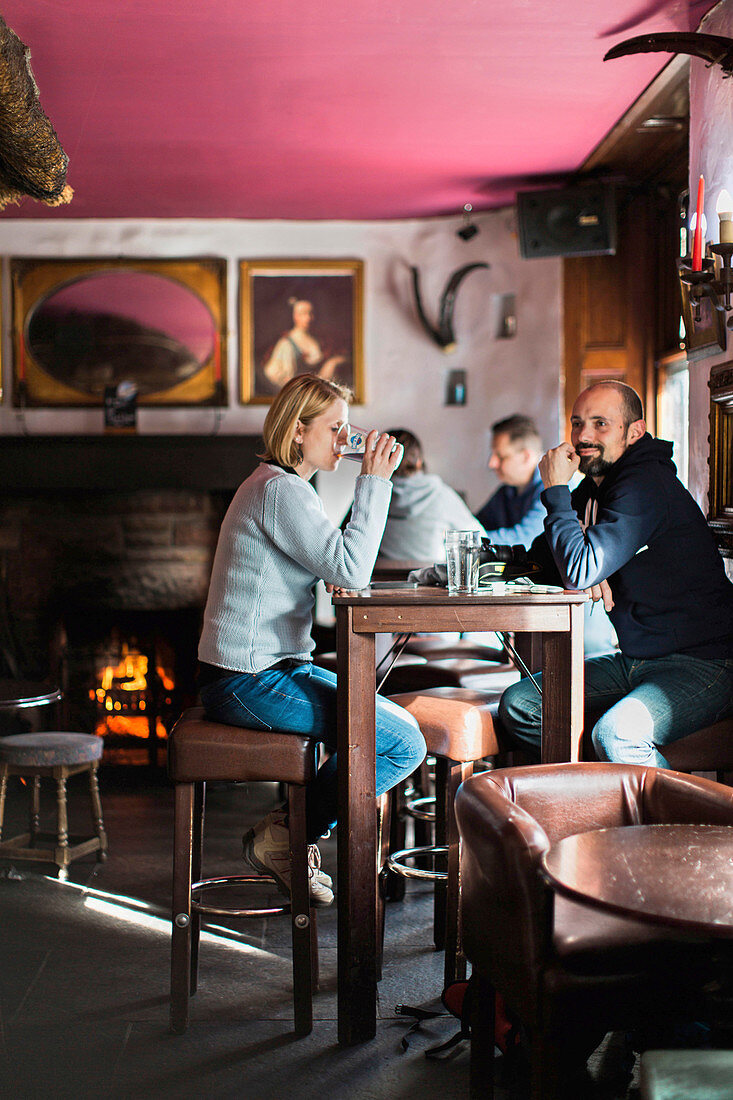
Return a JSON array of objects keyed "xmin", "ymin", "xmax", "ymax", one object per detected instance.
[{"xmin": 517, "ymin": 185, "xmax": 617, "ymax": 259}]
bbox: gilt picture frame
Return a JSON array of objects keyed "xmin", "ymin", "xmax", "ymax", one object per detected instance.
[
  {"xmin": 11, "ymin": 257, "xmax": 228, "ymax": 407},
  {"xmin": 239, "ymin": 259, "xmax": 364, "ymax": 404}
]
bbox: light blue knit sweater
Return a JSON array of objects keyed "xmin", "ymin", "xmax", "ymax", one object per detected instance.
[{"xmin": 198, "ymin": 463, "xmax": 392, "ymax": 673}]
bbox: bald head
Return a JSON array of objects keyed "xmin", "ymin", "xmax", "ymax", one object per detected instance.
[
  {"xmin": 581, "ymin": 381, "xmax": 644, "ymax": 428},
  {"xmin": 570, "ymin": 382, "xmax": 646, "ymax": 480}
]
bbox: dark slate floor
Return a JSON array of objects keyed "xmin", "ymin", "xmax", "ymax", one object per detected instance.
[{"xmin": 0, "ymin": 766, "xmax": 641, "ymax": 1099}]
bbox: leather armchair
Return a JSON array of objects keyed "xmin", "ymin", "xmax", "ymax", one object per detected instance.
[{"xmin": 455, "ymin": 763, "xmax": 733, "ymax": 1099}]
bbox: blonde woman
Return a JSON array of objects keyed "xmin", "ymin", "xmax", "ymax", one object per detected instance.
[{"xmin": 198, "ymin": 374, "xmax": 425, "ymax": 906}]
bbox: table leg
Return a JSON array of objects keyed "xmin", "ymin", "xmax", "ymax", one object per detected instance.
[
  {"xmin": 336, "ymin": 608, "xmax": 377, "ymax": 1045},
  {"xmin": 540, "ymin": 602, "xmax": 585, "ymax": 763}
]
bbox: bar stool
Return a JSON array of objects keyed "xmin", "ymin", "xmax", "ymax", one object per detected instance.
[
  {"xmin": 168, "ymin": 707, "xmax": 319, "ymax": 1037},
  {"xmin": 664, "ymin": 717, "xmax": 733, "ymax": 781},
  {"xmin": 0, "ymin": 732, "xmax": 107, "ymax": 878},
  {"xmin": 385, "ymin": 686, "xmax": 502, "ymax": 984}
]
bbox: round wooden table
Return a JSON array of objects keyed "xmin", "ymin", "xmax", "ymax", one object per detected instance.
[{"xmin": 541, "ymin": 823, "xmax": 733, "ymax": 938}]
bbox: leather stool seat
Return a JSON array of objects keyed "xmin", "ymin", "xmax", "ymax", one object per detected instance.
[
  {"xmin": 385, "ymin": 687, "xmax": 505, "ymax": 983},
  {"xmin": 168, "ymin": 707, "xmax": 319, "ymax": 1037},
  {"xmin": 664, "ymin": 717, "xmax": 733, "ymax": 778},
  {"xmin": 168, "ymin": 709, "xmax": 316, "ymax": 785},
  {"xmin": 387, "ymin": 686, "xmax": 501, "ymax": 760},
  {"xmin": 418, "ymin": 658, "xmax": 518, "ymax": 690},
  {"xmin": 404, "ymin": 637, "xmax": 506, "ymax": 663},
  {"xmin": 0, "ymin": 732, "xmax": 107, "ymax": 878}
]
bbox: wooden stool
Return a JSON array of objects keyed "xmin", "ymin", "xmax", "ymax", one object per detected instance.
[
  {"xmin": 385, "ymin": 687, "xmax": 502, "ymax": 984},
  {"xmin": 0, "ymin": 732, "xmax": 107, "ymax": 879},
  {"xmin": 664, "ymin": 717, "xmax": 733, "ymax": 781},
  {"xmin": 168, "ymin": 707, "xmax": 319, "ymax": 1037}
]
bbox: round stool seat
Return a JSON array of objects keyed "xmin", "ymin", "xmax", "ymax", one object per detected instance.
[
  {"xmin": 0, "ymin": 732, "xmax": 103, "ymax": 768},
  {"xmin": 388, "ymin": 686, "xmax": 502, "ymax": 760}
]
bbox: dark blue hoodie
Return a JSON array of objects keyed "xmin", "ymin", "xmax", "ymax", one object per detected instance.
[{"xmin": 536, "ymin": 434, "xmax": 733, "ymax": 659}]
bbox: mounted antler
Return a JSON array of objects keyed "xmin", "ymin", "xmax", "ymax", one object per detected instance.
[
  {"xmin": 411, "ymin": 263, "xmax": 489, "ymax": 351},
  {"xmin": 604, "ymin": 32, "xmax": 733, "ymax": 76}
]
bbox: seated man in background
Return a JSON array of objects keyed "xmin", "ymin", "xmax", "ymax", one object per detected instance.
[
  {"xmin": 499, "ymin": 380, "xmax": 733, "ymax": 765},
  {"xmin": 376, "ymin": 428, "xmax": 484, "ymax": 562},
  {"xmin": 475, "ymin": 414, "xmax": 545, "ymax": 546}
]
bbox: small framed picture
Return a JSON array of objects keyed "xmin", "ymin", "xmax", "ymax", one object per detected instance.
[{"xmin": 239, "ymin": 259, "xmax": 364, "ymax": 404}]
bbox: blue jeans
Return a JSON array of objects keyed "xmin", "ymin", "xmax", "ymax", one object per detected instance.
[
  {"xmin": 199, "ymin": 661, "xmax": 426, "ymax": 842},
  {"xmin": 498, "ymin": 651, "xmax": 733, "ymax": 767}
]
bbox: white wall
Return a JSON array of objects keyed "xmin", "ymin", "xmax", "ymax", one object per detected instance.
[
  {"xmin": 688, "ymin": 0, "xmax": 733, "ymax": 510},
  {"xmin": 0, "ymin": 209, "xmax": 562, "ymax": 524}
]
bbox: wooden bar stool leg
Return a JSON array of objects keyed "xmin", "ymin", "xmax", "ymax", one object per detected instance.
[
  {"xmin": 29, "ymin": 776, "xmax": 41, "ymax": 842},
  {"xmin": 414, "ymin": 757, "xmax": 433, "ymax": 849},
  {"xmin": 375, "ymin": 792, "xmax": 391, "ymax": 980},
  {"xmin": 288, "ymin": 783, "xmax": 313, "ymax": 1036},
  {"xmin": 54, "ymin": 766, "xmax": 71, "ymax": 879},
  {"xmin": 444, "ymin": 761, "xmax": 472, "ymax": 985},
  {"xmin": 433, "ymin": 757, "xmax": 448, "ymax": 951},
  {"xmin": 88, "ymin": 762, "xmax": 108, "ymax": 860},
  {"xmin": 0, "ymin": 766, "xmax": 7, "ymax": 841},
  {"xmin": 170, "ymin": 781, "xmax": 195, "ymax": 1034},
  {"xmin": 189, "ymin": 781, "xmax": 205, "ymax": 996}
]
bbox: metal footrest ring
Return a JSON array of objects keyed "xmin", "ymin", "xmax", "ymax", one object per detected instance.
[
  {"xmin": 402, "ymin": 794, "xmax": 436, "ymax": 823},
  {"xmin": 387, "ymin": 844, "xmax": 447, "ymax": 881},
  {"xmin": 191, "ymin": 874, "xmax": 290, "ymax": 918}
]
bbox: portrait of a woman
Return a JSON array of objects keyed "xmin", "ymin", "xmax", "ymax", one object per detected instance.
[
  {"xmin": 262, "ymin": 298, "xmax": 346, "ymax": 388},
  {"xmin": 241, "ymin": 260, "xmax": 364, "ymax": 403}
]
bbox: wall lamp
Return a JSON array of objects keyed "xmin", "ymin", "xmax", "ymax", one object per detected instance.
[
  {"xmin": 457, "ymin": 203, "xmax": 478, "ymax": 241},
  {"xmin": 678, "ymin": 180, "xmax": 733, "ymax": 325}
]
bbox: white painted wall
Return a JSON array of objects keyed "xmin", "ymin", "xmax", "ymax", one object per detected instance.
[
  {"xmin": 688, "ymin": 0, "xmax": 733, "ymax": 510},
  {"xmin": 0, "ymin": 210, "xmax": 562, "ymax": 525}
]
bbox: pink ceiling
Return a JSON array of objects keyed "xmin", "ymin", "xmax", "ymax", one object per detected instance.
[{"xmin": 0, "ymin": 0, "xmax": 710, "ymax": 221}]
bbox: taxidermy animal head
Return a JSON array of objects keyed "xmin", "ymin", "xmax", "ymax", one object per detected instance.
[{"xmin": 0, "ymin": 14, "xmax": 72, "ymax": 210}]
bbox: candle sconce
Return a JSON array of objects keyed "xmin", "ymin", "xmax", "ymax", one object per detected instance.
[{"xmin": 677, "ymin": 253, "xmax": 728, "ymax": 354}]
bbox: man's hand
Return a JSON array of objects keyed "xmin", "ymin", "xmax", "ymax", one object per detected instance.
[
  {"xmin": 586, "ymin": 579, "xmax": 614, "ymax": 613},
  {"xmin": 539, "ymin": 442, "xmax": 580, "ymax": 488}
]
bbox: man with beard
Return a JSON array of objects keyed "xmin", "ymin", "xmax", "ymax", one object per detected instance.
[{"xmin": 499, "ymin": 380, "xmax": 733, "ymax": 765}]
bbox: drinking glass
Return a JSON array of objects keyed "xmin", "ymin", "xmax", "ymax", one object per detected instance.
[{"xmin": 444, "ymin": 530, "xmax": 481, "ymax": 595}]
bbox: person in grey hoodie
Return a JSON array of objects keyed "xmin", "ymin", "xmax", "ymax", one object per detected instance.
[
  {"xmin": 376, "ymin": 429, "xmax": 485, "ymax": 561},
  {"xmin": 500, "ymin": 380, "xmax": 733, "ymax": 766}
]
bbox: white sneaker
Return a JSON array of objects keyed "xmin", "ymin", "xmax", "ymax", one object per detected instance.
[{"xmin": 242, "ymin": 809, "xmax": 334, "ymax": 908}]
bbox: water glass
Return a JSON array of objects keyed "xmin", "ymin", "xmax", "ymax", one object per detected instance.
[{"xmin": 444, "ymin": 530, "xmax": 481, "ymax": 595}]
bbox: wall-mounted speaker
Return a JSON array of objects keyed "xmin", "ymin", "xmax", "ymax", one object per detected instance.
[{"xmin": 517, "ymin": 184, "xmax": 617, "ymax": 259}]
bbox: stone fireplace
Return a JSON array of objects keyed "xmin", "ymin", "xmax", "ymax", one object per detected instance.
[{"xmin": 0, "ymin": 434, "xmax": 261, "ymax": 763}]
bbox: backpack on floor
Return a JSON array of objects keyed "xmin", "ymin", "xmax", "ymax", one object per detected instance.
[{"xmin": 396, "ymin": 975, "xmax": 520, "ymax": 1059}]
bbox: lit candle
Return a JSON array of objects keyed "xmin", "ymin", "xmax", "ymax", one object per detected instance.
[
  {"xmin": 692, "ymin": 174, "xmax": 705, "ymax": 270},
  {"xmin": 716, "ymin": 188, "xmax": 733, "ymax": 244}
]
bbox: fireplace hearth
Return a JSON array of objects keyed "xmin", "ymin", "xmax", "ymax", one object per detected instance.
[{"xmin": 0, "ymin": 434, "xmax": 262, "ymax": 763}]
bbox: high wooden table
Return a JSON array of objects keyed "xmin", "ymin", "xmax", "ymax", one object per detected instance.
[
  {"xmin": 541, "ymin": 823, "xmax": 733, "ymax": 937},
  {"xmin": 332, "ymin": 585, "xmax": 587, "ymax": 1044}
]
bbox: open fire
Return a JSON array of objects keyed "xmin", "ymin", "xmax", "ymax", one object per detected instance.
[{"xmin": 90, "ymin": 636, "xmax": 176, "ymax": 763}]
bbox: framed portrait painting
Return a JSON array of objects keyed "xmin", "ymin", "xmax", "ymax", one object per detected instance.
[{"xmin": 240, "ymin": 259, "xmax": 364, "ymax": 404}]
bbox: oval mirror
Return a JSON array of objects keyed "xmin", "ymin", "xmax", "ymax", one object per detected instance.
[{"xmin": 26, "ymin": 270, "xmax": 217, "ymax": 397}]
